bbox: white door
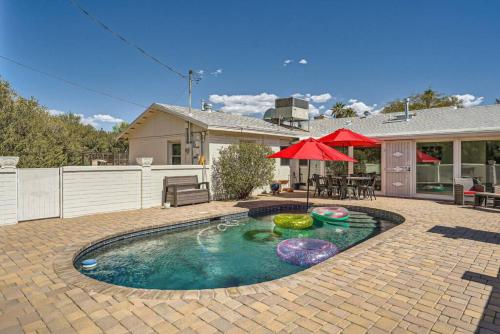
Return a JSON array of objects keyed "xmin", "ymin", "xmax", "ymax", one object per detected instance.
[
  {"xmin": 384, "ymin": 141, "xmax": 416, "ymax": 197},
  {"xmin": 17, "ymin": 168, "xmax": 60, "ymax": 221}
]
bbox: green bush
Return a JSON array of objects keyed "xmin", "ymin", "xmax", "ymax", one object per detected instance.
[{"xmin": 212, "ymin": 143, "xmax": 275, "ymax": 200}]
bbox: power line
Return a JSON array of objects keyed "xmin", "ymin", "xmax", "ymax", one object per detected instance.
[
  {"xmin": 68, "ymin": 0, "xmax": 187, "ymax": 79},
  {"xmin": 0, "ymin": 55, "xmax": 147, "ymax": 108}
]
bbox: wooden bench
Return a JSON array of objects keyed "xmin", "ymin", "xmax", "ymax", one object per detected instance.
[
  {"xmin": 162, "ymin": 176, "xmax": 210, "ymax": 207},
  {"xmin": 473, "ymin": 186, "xmax": 500, "ymax": 208}
]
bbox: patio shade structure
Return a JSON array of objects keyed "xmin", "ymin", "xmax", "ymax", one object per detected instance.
[
  {"xmin": 267, "ymin": 137, "xmax": 356, "ymax": 209},
  {"xmin": 318, "ymin": 128, "xmax": 380, "ymax": 147}
]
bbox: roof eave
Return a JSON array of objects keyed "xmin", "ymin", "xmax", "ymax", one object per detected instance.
[
  {"xmin": 207, "ymin": 125, "xmax": 301, "ymax": 138},
  {"xmin": 367, "ymin": 127, "xmax": 500, "ymax": 140}
]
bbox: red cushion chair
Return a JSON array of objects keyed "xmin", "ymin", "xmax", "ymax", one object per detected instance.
[{"xmin": 454, "ymin": 178, "xmax": 485, "ymax": 205}]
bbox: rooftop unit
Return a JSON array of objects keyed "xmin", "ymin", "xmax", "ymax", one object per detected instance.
[{"xmin": 263, "ymin": 97, "xmax": 310, "ymax": 130}]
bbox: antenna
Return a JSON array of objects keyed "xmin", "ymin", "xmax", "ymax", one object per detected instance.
[{"xmin": 188, "ymin": 69, "xmax": 193, "ymax": 113}]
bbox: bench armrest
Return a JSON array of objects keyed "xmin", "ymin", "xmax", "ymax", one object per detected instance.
[{"xmin": 198, "ymin": 182, "xmax": 209, "ymax": 189}]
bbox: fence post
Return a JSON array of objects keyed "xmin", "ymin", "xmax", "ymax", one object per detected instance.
[
  {"xmin": 0, "ymin": 157, "xmax": 19, "ymax": 225},
  {"xmin": 137, "ymin": 157, "xmax": 155, "ymax": 209}
]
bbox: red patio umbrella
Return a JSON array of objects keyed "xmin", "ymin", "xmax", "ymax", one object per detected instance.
[
  {"xmin": 268, "ymin": 138, "xmax": 356, "ymax": 209},
  {"xmin": 318, "ymin": 128, "xmax": 379, "ymax": 147}
]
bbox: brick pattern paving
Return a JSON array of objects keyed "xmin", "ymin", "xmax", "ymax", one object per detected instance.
[{"xmin": 1, "ymin": 195, "xmax": 500, "ymax": 333}]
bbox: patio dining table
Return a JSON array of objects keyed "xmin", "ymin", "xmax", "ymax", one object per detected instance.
[{"xmin": 325, "ymin": 176, "xmax": 374, "ymax": 200}]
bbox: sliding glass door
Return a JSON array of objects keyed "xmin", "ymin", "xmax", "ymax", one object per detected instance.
[
  {"xmin": 416, "ymin": 141, "xmax": 454, "ymax": 195},
  {"xmin": 461, "ymin": 140, "xmax": 500, "ymax": 191}
]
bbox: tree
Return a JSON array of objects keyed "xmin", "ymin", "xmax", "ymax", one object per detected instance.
[
  {"xmin": 382, "ymin": 89, "xmax": 459, "ymax": 113},
  {"xmin": 112, "ymin": 121, "xmax": 129, "ymax": 134},
  {"xmin": 329, "ymin": 102, "xmax": 357, "ymax": 118},
  {"xmin": 211, "ymin": 143, "xmax": 275, "ymax": 200},
  {"xmin": 0, "ymin": 78, "xmax": 128, "ymax": 167}
]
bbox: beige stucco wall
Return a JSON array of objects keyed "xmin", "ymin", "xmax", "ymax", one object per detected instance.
[
  {"xmin": 207, "ymin": 131, "xmax": 293, "ymax": 183},
  {"xmin": 128, "ymin": 111, "xmax": 206, "ymax": 165}
]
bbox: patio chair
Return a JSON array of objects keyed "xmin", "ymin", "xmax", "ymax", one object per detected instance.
[
  {"xmin": 453, "ymin": 177, "xmax": 485, "ymax": 205},
  {"xmin": 340, "ymin": 176, "xmax": 358, "ymax": 200},
  {"xmin": 326, "ymin": 175, "xmax": 341, "ymax": 198},
  {"xmin": 312, "ymin": 174, "xmax": 328, "ymax": 197},
  {"xmin": 358, "ymin": 176, "xmax": 377, "ymax": 200},
  {"xmin": 162, "ymin": 175, "xmax": 210, "ymax": 207}
]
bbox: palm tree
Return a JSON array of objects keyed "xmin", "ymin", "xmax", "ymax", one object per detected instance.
[
  {"xmin": 383, "ymin": 89, "xmax": 459, "ymax": 113},
  {"xmin": 329, "ymin": 102, "xmax": 357, "ymax": 118}
]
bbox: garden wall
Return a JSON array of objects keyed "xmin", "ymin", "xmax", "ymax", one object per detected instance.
[{"xmin": 0, "ymin": 156, "xmax": 212, "ymax": 224}]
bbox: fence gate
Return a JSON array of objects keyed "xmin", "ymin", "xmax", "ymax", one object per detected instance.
[{"xmin": 17, "ymin": 168, "xmax": 60, "ymax": 221}]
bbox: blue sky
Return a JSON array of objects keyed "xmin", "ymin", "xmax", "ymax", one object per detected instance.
[{"xmin": 1, "ymin": 0, "xmax": 499, "ymax": 129}]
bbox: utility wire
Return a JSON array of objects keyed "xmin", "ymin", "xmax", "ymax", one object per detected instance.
[
  {"xmin": 0, "ymin": 55, "xmax": 147, "ymax": 108},
  {"xmin": 68, "ymin": 0, "xmax": 187, "ymax": 79}
]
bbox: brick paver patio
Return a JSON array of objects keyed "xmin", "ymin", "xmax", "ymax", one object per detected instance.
[{"xmin": 1, "ymin": 195, "xmax": 499, "ymax": 333}]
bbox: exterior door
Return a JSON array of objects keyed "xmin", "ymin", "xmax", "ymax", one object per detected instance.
[
  {"xmin": 384, "ymin": 141, "xmax": 415, "ymax": 197},
  {"xmin": 17, "ymin": 168, "xmax": 60, "ymax": 221}
]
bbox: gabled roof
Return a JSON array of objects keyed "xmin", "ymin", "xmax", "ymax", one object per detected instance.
[
  {"xmin": 309, "ymin": 104, "xmax": 500, "ymax": 139},
  {"xmin": 119, "ymin": 103, "xmax": 306, "ymax": 140}
]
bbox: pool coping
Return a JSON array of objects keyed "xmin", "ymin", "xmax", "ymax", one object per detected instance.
[{"xmin": 53, "ymin": 202, "xmax": 406, "ymax": 300}]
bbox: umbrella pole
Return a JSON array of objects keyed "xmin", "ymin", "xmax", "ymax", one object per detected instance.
[{"xmin": 306, "ymin": 160, "xmax": 311, "ymax": 211}]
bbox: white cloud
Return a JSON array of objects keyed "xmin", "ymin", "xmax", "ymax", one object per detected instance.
[
  {"xmin": 298, "ymin": 58, "xmax": 308, "ymax": 65},
  {"xmin": 291, "ymin": 93, "xmax": 332, "ymax": 104},
  {"xmin": 76, "ymin": 114, "xmax": 99, "ymax": 127},
  {"xmin": 346, "ymin": 99, "xmax": 381, "ymax": 116},
  {"xmin": 208, "ymin": 93, "xmax": 278, "ymax": 116},
  {"xmin": 76, "ymin": 114, "xmax": 123, "ymax": 128},
  {"xmin": 211, "ymin": 69, "xmax": 223, "ymax": 76},
  {"xmin": 308, "ymin": 104, "xmax": 321, "ymax": 117},
  {"xmin": 283, "ymin": 59, "xmax": 293, "ymax": 66},
  {"xmin": 454, "ymin": 94, "xmax": 484, "ymax": 108},
  {"xmin": 48, "ymin": 108, "xmax": 124, "ymax": 129},
  {"xmin": 310, "ymin": 93, "xmax": 332, "ymax": 103},
  {"xmin": 91, "ymin": 114, "xmax": 124, "ymax": 123},
  {"xmin": 48, "ymin": 109, "xmax": 65, "ymax": 116},
  {"xmin": 209, "ymin": 92, "xmax": 332, "ymax": 119}
]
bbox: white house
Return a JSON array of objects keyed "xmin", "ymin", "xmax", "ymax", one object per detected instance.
[{"xmin": 120, "ymin": 101, "xmax": 500, "ymax": 200}]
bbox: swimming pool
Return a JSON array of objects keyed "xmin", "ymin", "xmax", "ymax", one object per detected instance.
[{"xmin": 76, "ymin": 208, "xmax": 398, "ymax": 290}]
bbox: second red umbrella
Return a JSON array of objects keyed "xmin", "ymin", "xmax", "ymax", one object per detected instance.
[{"xmin": 268, "ymin": 138, "xmax": 356, "ymax": 209}]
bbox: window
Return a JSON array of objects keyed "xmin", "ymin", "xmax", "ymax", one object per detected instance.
[
  {"xmin": 354, "ymin": 147, "xmax": 381, "ymax": 190},
  {"xmin": 169, "ymin": 142, "xmax": 182, "ymax": 165},
  {"xmin": 461, "ymin": 140, "xmax": 500, "ymax": 190},
  {"xmin": 326, "ymin": 146, "xmax": 348, "ymax": 175},
  {"xmin": 280, "ymin": 146, "xmax": 290, "ymax": 166},
  {"xmin": 416, "ymin": 141, "xmax": 454, "ymax": 195}
]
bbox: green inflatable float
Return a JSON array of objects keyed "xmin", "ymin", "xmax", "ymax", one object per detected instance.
[{"xmin": 273, "ymin": 214, "xmax": 313, "ymax": 230}]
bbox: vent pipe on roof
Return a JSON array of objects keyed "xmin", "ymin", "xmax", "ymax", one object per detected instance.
[{"xmin": 405, "ymin": 97, "xmax": 410, "ymax": 121}]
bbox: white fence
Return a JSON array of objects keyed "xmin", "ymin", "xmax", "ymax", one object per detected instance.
[{"xmin": 0, "ymin": 156, "xmax": 211, "ymax": 225}]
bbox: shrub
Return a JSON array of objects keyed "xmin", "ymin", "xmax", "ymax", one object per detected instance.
[{"xmin": 212, "ymin": 143, "xmax": 275, "ymax": 200}]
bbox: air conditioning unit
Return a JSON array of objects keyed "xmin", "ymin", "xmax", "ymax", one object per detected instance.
[{"xmin": 274, "ymin": 97, "xmax": 309, "ymax": 121}]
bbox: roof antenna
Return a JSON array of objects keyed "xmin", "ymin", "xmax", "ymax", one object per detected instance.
[{"xmin": 405, "ymin": 97, "xmax": 410, "ymax": 121}]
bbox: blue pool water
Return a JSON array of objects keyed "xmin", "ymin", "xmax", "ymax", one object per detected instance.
[{"xmin": 77, "ymin": 210, "xmax": 396, "ymax": 290}]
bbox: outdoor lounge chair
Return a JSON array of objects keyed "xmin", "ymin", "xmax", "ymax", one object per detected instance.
[
  {"xmin": 162, "ymin": 175, "xmax": 210, "ymax": 207},
  {"xmin": 453, "ymin": 177, "xmax": 485, "ymax": 205}
]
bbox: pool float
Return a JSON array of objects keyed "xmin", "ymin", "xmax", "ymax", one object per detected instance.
[
  {"xmin": 276, "ymin": 238, "xmax": 338, "ymax": 267},
  {"xmin": 311, "ymin": 207, "xmax": 349, "ymax": 224},
  {"xmin": 243, "ymin": 229, "xmax": 282, "ymax": 243},
  {"xmin": 81, "ymin": 259, "xmax": 97, "ymax": 269},
  {"xmin": 273, "ymin": 214, "xmax": 313, "ymax": 230}
]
